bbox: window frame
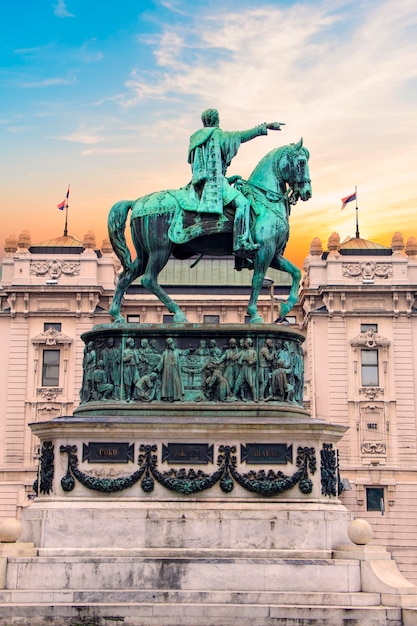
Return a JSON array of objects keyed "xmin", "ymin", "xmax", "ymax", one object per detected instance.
[
  {"xmin": 43, "ymin": 322, "xmax": 62, "ymax": 332},
  {"xmin": 366, "ymin": 486, "xmax": 385, "ymax": 512},
  {"xmin": 203, "ymin": 315, "xmax": 220, "ymax": 324},
  {"xmin": 361, "ymin": 349, "xmax": 379, "ymax": 387},
  {"xmin": 41, "ymin": 348, "xmax": 61, "ymax": 387}
]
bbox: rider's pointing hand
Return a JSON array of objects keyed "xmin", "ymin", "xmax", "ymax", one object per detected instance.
[{"xmin": 266, "ymin": 122, "xmax": 285, "ymax": 131}]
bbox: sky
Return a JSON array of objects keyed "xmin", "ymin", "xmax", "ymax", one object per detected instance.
[{"xmin": 1, "ymin": 0, "xmax": 417, "ymax": 269}]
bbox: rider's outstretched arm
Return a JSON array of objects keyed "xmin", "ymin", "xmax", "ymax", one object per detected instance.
[{"xmin": 239, "ymin": 122, "xmax": 285, "ymax": 143}]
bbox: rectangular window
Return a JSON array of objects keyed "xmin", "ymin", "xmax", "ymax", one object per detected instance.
[
  {"xmin": 44, "ymin": 322, "xmax": 61, "ymax": 332},
  {"xmin": 203, "ymin": 315, "xmax": 220, "ymax": 324},
  {"xmin": 361, "ymin": 323, "xmax": 378, "ymax": 333},
  {"xmin": 361, "ymin": 349, "xmax": 379, "ymax": 386},
  {"xmin": 366, "ymin": 487, "xmax": 384, "ymax": 512},
  {"xmin": 163, "ymin": 315, "xmax": 174, "ymax": 324},
  {"xmin": 127, "ymin": 315, "xmax": 140, "ymax": 323},
  {"xmin": 42, "ymin": 350, "xmax": 60, "ymax": 386}
]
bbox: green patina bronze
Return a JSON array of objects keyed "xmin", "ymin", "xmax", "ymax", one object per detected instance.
[
  {"xmin": 107, "ymin": 109, "xmax": 312, "ymax": 324},
  {"xmin": 59, "ymin": 443, "xmax": 317, "ymax": 498},
  {"xmin": 77, "ymin": 325, "xmax": 305, "ymax": 408}
]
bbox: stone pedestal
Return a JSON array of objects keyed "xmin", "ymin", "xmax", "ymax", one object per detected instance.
[
  {"xmin": 23, "ymin": 410, "xmax": 350, "ymax": 554},
  {"xmin": 8, "ymin": 324, "xmax": 415, "ymax": 624}
]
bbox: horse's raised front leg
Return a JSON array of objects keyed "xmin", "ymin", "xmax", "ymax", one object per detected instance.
[
  {"xmin": 109, "ymin": 257, "xmax": 141, "ymax": 323},
  {"xmin": 141, "ymin": 249, "xmax": 189, "ymax": 323},
  {"xmin": 270, "ymin": 255, "xmax": 302, "ymax": 317}
]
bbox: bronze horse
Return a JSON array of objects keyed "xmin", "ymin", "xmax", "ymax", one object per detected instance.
[{"xmin": 108, "ymin": 139, "xmax": 312, "ymax": 323}]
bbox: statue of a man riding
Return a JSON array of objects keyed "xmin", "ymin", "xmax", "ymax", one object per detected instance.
[
  {"xmin": 186, "ymin": 109, "xmax": 285, "ymax": 258},
  {"xmin": 107, "ymin": 110, "xmax": 311, "ymax": 323}
]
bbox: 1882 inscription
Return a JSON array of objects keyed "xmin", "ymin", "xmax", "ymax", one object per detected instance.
[
  {"xmin": 82, "ymin": 442, "xmax": 134, "ymax": 463},
  {"xmin": 241, "ymin": 443, "xmax": 293, "ymax": 465},
  {"xmin": 162, "ymin": 443, "xmax": 214, "ymax": 464}
]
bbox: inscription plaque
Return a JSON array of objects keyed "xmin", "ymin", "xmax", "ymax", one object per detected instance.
[
  {"xmin": 82, "ymin": 442, "xmax": 134, "ymax": 464},
  {"xmin": 162, "ymin": 443, "xmax": 214, "ymax": 464},
  {"xmin": 241, "ymin": 443, "xmax": 293, "ymax": 465}
]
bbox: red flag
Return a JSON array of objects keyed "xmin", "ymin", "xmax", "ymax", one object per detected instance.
[
  {"xmin": 341, "ymin": 192, "xmax": 356, "ymax": 209},
  {"xmin": 57, "ymin": 185, "xmax": 70, "ymax": 210}
]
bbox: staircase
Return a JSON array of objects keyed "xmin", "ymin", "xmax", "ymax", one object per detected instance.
[{"xmin": 0, "ymin": 548, "xmax": 414, "ymax": 625}]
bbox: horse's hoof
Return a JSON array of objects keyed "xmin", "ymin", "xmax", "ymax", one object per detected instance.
[
  {"xmin": 277, "ymin": 302, "xmax": 291, "ymax": 318},
  {"xmin": 173, "ymin": 312, "xmax": 189, "ymax": 323},
  {"xmin": 249, "ymin": 315, "xmax": 264, "ymax": 324},
  {"xmin": 112, "ymin": 317, "xmax": 126, "ymax": 324}
]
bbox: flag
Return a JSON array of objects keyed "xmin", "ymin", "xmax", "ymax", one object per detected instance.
[
  {"xmin": 341, "ymin": 192, "xmax": 356, "ymax": 210},
  {"xmin": 57, "ymin": 185, "xmax": 70, "ymax": 210}
]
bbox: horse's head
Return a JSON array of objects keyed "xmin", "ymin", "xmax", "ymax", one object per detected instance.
[{"xmin": 277, "ymin": 138, "xmax": 312, "ymax": 203}]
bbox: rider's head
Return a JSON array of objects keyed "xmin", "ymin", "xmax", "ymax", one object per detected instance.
[{"xmin": 201, "ymin": 109, "xmax": 219, "ymax": 128}]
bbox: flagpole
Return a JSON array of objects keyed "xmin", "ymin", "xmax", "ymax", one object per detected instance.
[
  {"xmin": 63, "ymin": 185, "xmax": 70, "ymax": 237},
  {"xmin": 64, "ymin": 202, "xmax": 68, "ymax": 236},
  {"xmin": 355, "ymin": 185, "xmax": 360, "ymax": 239}
]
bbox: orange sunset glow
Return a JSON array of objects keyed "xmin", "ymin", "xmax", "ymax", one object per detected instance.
[{"xmin": 2, "ymin": 1, "xmax": 417, "ymax": 272}]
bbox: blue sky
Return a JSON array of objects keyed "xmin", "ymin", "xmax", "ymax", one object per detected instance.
[{"xmin": 1, "ymin": 0, "xmax": 417, "ymax": 266}]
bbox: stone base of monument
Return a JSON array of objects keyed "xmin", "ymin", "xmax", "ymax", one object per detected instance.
[{"xmin": 2, "ymin": 324, "xmax": 416, "ymax": 624}]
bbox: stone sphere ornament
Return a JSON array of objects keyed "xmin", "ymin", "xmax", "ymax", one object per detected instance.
[
  {"xmin": 0, "ymin": 517, "xmax": 22, "ymax": 543},
  {"xmin": 347, "ymin": 518, "xmax": 373, "ymax": 545}
]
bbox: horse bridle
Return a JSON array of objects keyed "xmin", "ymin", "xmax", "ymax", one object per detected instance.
[{"xmin": 276, "ymin": 145, "xmax": 311, "ymax": 205}]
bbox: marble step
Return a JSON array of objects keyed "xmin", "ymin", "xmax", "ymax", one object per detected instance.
[
  {"xmin": 36, "ymin": 547, "xmax": 335, "ymax": 559},
  {"xmin": 5, "ymin": 555, "xmax": 361, "ymax": 593},
  {"xmin": 0, "ymin": 589, "xmax": 382, "ymax": 606},
  {"xmin": 0, "ymin": 600, "xmax": 404, "ymax": 626}
]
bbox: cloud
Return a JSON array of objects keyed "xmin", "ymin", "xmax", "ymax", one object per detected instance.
[
  {"xmin": 124, "ymin": 1, "xmax": 417, "ymax": 126},
  {"xmin": 159, "ymin": 0, "xmax": 187, "ymax": 15},
  {"xmin": 53, "ymin": 0, "xmax": 75, "ymax": 18},
  {"xmin": 81, "ymin": 147, "xmax": 140, "ymax": 155},
  {"xmin": 56, "ymin": 131, "xmax": 103, "ymax": 144},
  {"xmin": 78, "ymin": 39, "xmax": 104, "ymax": 63},
  {"xmin": 20, "ymin": 77, "xmax": 76, "ymax": 88},
  {"xmin": 7, "ymin": 126, "xmax": 33, "ymax": 134}
]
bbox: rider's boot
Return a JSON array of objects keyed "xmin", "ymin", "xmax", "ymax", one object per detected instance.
[
  {"xmin": 233, "ymin": 234, "xmax": 261, "ymax": 258},
  {"xmin": 232, "ymin": 195, "xmax": 260, "ymax": 258}
]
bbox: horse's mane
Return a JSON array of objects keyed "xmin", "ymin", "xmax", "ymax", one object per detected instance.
[
  {"xmin": 248, "ymin": 144, "xmax": 288, "ymax": 191},
  {"xmin": 248, "ymin": 141, "xmax": 308, "ymax": 191}
]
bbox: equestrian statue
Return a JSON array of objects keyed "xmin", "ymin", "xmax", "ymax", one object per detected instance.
[{"xmin": 108, "ymin": 109, "xmax": 312, "ymax": 324}]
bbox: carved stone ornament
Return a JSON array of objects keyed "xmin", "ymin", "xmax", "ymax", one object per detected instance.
[
  {"xmin": 350, "ymin": 328, "xmax": 390, "ymax": 349},
  {"xmin": 32, "ymin": 327, "xmax": 72, "ymax": 346},
  {"xmin": 361, "ymin": 442, "xmax": 386, "ymax": 455},
  {"xmin": 342, "ymin": 262, "xmax": 393, "ymax": 281},
  {"xmin": 37, "ymin": 388, "xmax": 63, "ymax": 401},
  {"xmin": 36, "ymin": 402, "xmax": 62, "ymax": 418},
  {"xmin": 30, "ymin": 259, "xmax": 80, "ymax": 279},
  {"xmin": 359, "ymin": 387, "xmax": 384, "ymax": 400}
]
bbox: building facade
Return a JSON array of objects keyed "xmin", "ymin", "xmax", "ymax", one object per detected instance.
[
  {"xmin": 299, "ymin": 231, "xmax": 417, "ymax": 583},
  {"xmin": 1, "ymin": 226, "xmax": 417, "ymax": 583}
]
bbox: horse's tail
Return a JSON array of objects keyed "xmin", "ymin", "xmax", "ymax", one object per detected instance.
[{"xmin": 108, "ymin": 200, "xmax": 134, "ymax": 271}]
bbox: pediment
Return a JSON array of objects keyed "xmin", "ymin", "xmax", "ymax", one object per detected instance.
[{"xmin": 32, "ymin": 327, "xmax": 73, "ymax": 345}]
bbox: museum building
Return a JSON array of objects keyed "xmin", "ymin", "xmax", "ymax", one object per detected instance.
[{"xmin": 1, "ymin": 227, "xmax": 417, "ymax": 583}]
